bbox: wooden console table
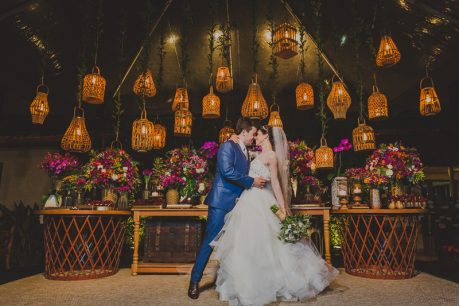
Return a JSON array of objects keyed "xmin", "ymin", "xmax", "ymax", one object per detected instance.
[
  {"xmin": 35, "ymin": 209, "xmax": 130, "ymax": 280},
  {"xmin": 131, "ymin": 205, "xmax": 332, "ymax": 275},
  {"xmin": 333, "ymin": 208, "xmax": 427, "ymax": 279}
]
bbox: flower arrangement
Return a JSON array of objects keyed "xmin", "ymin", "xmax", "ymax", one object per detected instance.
[
  {"xmin": 39, "ymin": 152, "xmax": 79, "ymax": 178},
  {"xmin": 83, "ymin": 149, "xmax": 140, "ymax": 193},
  {"xmin": 365, "ymin": 143, "xmax": 425, "ymax": 185},
  {"xmin": 160, "ymin": 146, "xmax": 209, "ymax": 201},
  {"xmin": 344, "ymin": 167, "xmax": 367, "ymax": 181},
  {"xmin": 61, "ymin": 174, "xmax": 88, "ymax": 191},
  {"xmin": 301, "ymin": 175, "xmax": 322, "ymax": 194},
  {"xmin": 289, "ymin": 140, "xmax": 316, "ymax": 180},
  {"xmin": 333, "ymin": 138, "xmax": 352, "ymax": 177},
  {"xmin": 142, "ymin": 169, "xmax": 153, "ymax": 190},
  {"xmin": 271, "ymin": 205, "xmax": 311, "ymax": 243},
  {"xmin": 199, "ymin": 141, "xmax": 219, "ymax": 159}
]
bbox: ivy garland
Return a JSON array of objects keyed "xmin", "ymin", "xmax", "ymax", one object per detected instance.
[
  {"xmin": 179, "ymin": 0, "xmax": 193, "ymax": 85},
  {"xmin": 207, "ymin": 0, "xmax": 219, "ymax": 80},
  {"xmin": 266, "ymin": 0, "xmax": 278, "ymax": 97},
  {"xmin": 250, "ymin": 0, "xmax": 259, "ymax": 75},
  {"xmin": 156, "ymin": 29, "xmax": 166, "ymax": 88}
]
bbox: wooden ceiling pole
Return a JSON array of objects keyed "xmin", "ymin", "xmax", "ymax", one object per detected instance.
[
  {"xmin": 280, "ymin": 0, "xmax": 344, "ymax": 84},
  {"xmin": 112, "ymin": 0, "xmax": 173, "ymax": 98}
]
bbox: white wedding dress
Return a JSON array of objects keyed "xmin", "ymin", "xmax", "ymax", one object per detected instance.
[{"xmin": 212, "ymin": 158, "xmax": 338, "ymax": 306}]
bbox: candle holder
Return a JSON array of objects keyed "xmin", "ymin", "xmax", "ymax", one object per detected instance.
[{"xmin": 338, "ymin": 194, "xmax": 349, "ymax": 210}]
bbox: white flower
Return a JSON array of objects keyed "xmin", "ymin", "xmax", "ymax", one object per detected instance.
[
  {"xmin": 182, "ymin": 177, "xmax": 186, "ymax": 181},
  {"xmin": 387, "ymin": 164, "xmax": 393, "ymax": 169},
  {"xmin": 386, "ymin": 169, "xmax": 394, "ymax": 177},
  {"xmin": 101, "ymin": 169, "xmax": 106, "ymax": 174},
  {"xmin": 123, "ymin": 173, "xmax": 127, "ymax": 177},
  {"xmin": 122, "ymin": 167, "xmax": 128, "ymax": 172},
  {"xmin": 97, "ymin": 165, "xmax": 103, "ymax": 170},
  {"xmin": 196, "ymin": 168, "xmax": 204, "ymax": 174},
  {"xmin": 198, "ymin": 183, "xmax": 205, "ymax": 193},
  {"xmin": 112, "ymin": 174, "xmax": 119, "ymax": 180},
  {"xmin": 310, "ymin": 163, "xmax": 317, "ymax": 172}
]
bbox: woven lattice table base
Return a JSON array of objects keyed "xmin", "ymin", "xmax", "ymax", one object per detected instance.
[
  {"xmin": 337, "ymin": 214, "xmax": 419, "ymax": 279},
  {"xmin": 43, "ymin": 214, "xmax": 127, "ymax": 280}
]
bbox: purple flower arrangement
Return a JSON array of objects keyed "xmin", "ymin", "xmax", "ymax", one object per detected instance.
[{"xmin": 39, "ymin": 152, "xmax": 79, "ymax": 178}]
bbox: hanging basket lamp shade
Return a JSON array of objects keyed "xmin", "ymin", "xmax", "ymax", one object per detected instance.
[
  {"xmin": 219, "ymin": 120, "xmax": 235, "ymax": 144},
  {"xmin": 368, "ymin": 85, "xmax": 389, "ymax": 120},
  {"xmin": 172, "ymin": 87, "xmax": 189, "ymax": 112},
  {"xmin": 327, "ymin": 77, "xmax": 351, "ymax": 120},
  {"xmin": 419, "ymin": 76, "xmax": 441, "ymax": 116},
  {"xmin": 133, "ymin": 69, "xmax": 157, "ymax": 98},
  {"xmin": 241, "ymin": 75, "xmax": 268, "ymax": 119},
  {"xmin": 352, "ymin": 118, "xmax": 376, "ymax": 152},
  {"xmin": 216, "ymin": 66, "xmax": 233, "ymax": 93},
  {"xmin": 273, "ymin": 22, "xmax": 298, "ymax": 59},
  {"xmin": 82, "ymin": 66, "xmax": 106, "ymax": 104},
  {"xmin": 132, "ymin": 109, "xmax": 155, "ymax": 152},
  {"xmin": 268, "ymin": 103, "xmax": 283, "ymax": 128},
  {"xmin": 61, "ymin": 107, "xmax": 91, "ymax": 152},
  {"xmin": 174, "ymin": 103, "xmax": 192, "ymax": 137},
  {"xmin": 202, "ymin": 85, "xmax": 221, "ymax": 119},
  {"xmin": 296, "ymin": 82, "xmax": 314, "ymax": 110},
  {"xmin": 315, "ymin": 137, "xmax": 333, "ymax": 169},
  {"xmin": 152, "ymin": 122, "xmax": 166, "ymax": 149},
  {"xmin": 376, "ymin": 35, "xmax": 401, "ymax": 68},
  {"xmin": 30, "ymin": 84, "xmax": 49, "ymax": 125}
]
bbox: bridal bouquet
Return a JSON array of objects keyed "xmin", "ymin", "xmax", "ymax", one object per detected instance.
[{"xmin": 271, "ymin": 205, "xmax": 311, "ymax": 243}]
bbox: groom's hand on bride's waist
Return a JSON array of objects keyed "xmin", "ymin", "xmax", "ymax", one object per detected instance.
[{"xmin": 252, "ymin": 177, "xmax": 266, "ymax": 188}]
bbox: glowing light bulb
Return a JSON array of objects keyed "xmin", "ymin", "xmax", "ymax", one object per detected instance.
[
  {"xmin": 284, "ymin": 30, "xmax": 289, "ymax": 38},
  {"xmin": 76, "ymin": 128, "xmax": 81, "ymax": 136},
  {"xmin": 363, "ymin": 133, "xmax": 368, "ymax": 141},
  {"xmin": 303, "ymin": 93, "xmax": 308, "ymax": 101},
  {"xmin": 253, "ymin": 100, "xmax": 259, "ymax": 110},
  {"xmin": 210, "ymin": 98, "xmax": 215, "ymax": 106},
  {"xmin": 141, "ymin": 125, "xmax": 147, "ymax": 135},
  {"xmin": 426, "ymin": 94, "xmax": 431, "ymax": 103},
  {"xmin": 213, "ymin": 30, "xmax": 223, "ymax": 41},
  {"xmin": 385, "ymin": 43, "xmax": 390, "ymax": 51},
  {"xmin": 91, "ymin": 76, "xmax": 96, "ymax": 85},
  {"xmin": 338, "ymin": 88, "xmax": 343, "ymax": 95}
]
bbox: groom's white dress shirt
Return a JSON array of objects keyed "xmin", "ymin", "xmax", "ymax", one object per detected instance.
[{"xmin": 238, "ymin": 139, "xmax": 248, "ymax": 159}]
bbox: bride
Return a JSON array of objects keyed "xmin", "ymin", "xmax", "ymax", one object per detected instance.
[{"xmin": 211, "ymin": 125, "xmax": 338, "ymax": 306}]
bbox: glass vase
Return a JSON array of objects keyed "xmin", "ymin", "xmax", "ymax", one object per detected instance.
[
  {"xmin": 117, "ymin": 192, "xmax": 129, "ymax": 210},
  {"xmin": 370, "ymin": 189, "xmax": 381, "ymax": 209}
]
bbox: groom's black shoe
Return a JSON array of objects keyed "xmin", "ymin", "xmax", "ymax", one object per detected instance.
[{"xmin": 188, "ymin": 281, "xmax": 200, "ymax": 299}]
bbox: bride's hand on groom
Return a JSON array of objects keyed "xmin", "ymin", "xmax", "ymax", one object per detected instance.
[
  {"xmin": 253, "ymin": 177, "xmax": 266, "ymax": 188},
  {"xmin": 228, "ymin": 134, "xmax": 239, "ymax": 143}
]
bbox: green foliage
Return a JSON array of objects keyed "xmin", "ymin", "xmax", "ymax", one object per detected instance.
[
  {"xmin": 278, "ymin": 214, "xmax": 311, "ymax": 243},
  {"xmin": 250, "ymin": 0, "xmax": 259, "ymax": 74},
  {"xmin": 329, "ymin": 215, "xmax": 342, "ymax": 248}
]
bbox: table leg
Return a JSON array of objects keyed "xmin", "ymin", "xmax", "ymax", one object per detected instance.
[
  {"xmin": 323, "ymin": 210, "xmax": 332, "ymax": 264},
  {"xmin": 132, "ymin": 212, "xmax": 140, "ymax": 276}
]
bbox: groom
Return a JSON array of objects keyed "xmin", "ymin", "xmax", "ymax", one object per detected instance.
[{"xmin": 188, "ymin": 117, "xmax": 266, "ymax": 299}]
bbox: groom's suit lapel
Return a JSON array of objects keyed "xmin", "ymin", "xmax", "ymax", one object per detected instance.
[{"xmin": 232, "ymin": 142, "xmax": 250, "ymax": 168}]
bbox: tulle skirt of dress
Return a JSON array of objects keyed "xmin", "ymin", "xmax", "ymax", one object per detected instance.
[{"xmin": 211, "ymin": 186, "xmax": 338, "ymax": 306}]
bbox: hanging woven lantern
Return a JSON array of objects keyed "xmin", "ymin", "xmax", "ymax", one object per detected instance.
[
  {"xmin": 172, "ymin": 87, "xmax": 189, "ymax": 112},
  {"xmin": 133, "ymin": 69, "xmax": 157, "ymax": 98},
  {"xmin": 82, "ymin": 66, "xmax": 106, "ymax": 104},
  {"xmin": 202, "ymin": 85, "xmax": 221, "ymax": 119},
  {"xmin": 241, "ymin": 76, "xmax": 268, "ymax": 119},
  {"xmin": 216, "ymin": 66, "xmax": 233, "ymax": 93},
  {"xmin": 352, "ymin": 118, "xmax": 376, "ymax": 151},
  {"xmin": 315, "ymin": 137, "xmax": 333, "ymax": 169},
  {"xmin": 61, "ymin": 107, "xmax": 91, "ymax": 153},
  {"xmin": 376, "ymin": 35, "xmax": 401, "ymax": 68},
  {"xmin": 152, "ymin": 123, "xmax": 166, "ymax": 149},
  {"xmin": 268, "ymin": 104, "xmax": 283, "ymax": 128},
  {"xmin": 419, "ymin": 76, "xmax": 441, "ymax": 116},
  {"xmin": 174, "ymin": 103, "xmax": 192, "ymax": 137},
  {"xmin": 219, "ymin": 120, "xmax": 235, "ymax": 144},
  {"xmin": 368, "ymin": 85, "xmax": 389, "ymax": 120},
  {"xmin": 296, "ymin": 82, "xmax": 314, "ymax": 110},
  {"xmin": 29, "ymin": 84, "xmax": 49, "ymax": 125},
  {"xmin": 327, "ymin": 78, "xmax": 351, "ymax": 120},
  {"xmin": 273, "ymin": 22, "xmax": 298, "ymax": 59},
  {"xmin": 132, "ymin": 109, "xmax": 155, "ymax": 152}
]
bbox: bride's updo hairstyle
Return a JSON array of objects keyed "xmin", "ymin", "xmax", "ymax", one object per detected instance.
[{"xmin": 259, "ymin": 125, "xmax": 275, "ymax": 150}]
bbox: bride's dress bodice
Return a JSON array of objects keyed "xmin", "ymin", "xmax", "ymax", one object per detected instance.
[{"xmin": 249, "ymin": 158, "xmax": 271, "ymax": 181}]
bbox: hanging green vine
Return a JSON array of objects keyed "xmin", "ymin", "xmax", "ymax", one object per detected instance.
[
  {"xmin": 179, "ymin": 0, "xmax": 193, "ymax": 85},
  {"xmin": 250, "ymin": 0, "xmax": 259, "ymax": 75},
  {"xmin": 219, "ymin": 10, "xmax": 232, "ymax": 69},
  {"xmin": 351, "ymin": 0, "xmax": 366, "ymax": 120},
  {"xmin": 156, "ymin": 29, "xmax": 166, "ymax": 88},
  {"xmin": 298, "ymin": 25, "xmax": 308, "ymax": 82},
  {"xmin": 91, "ymin": 0, "xmax": 103, "ymax": 67},
  {"xmin": 75, "ymin": 0, "xmax": 92, "ymax": 106},
  {"xmin": 266, "ymin": 0, "xmax": 278, "ymax": 97},
  {"xmin": 207, "ymin": 0, "xmax": 219, "ymax": 80}
]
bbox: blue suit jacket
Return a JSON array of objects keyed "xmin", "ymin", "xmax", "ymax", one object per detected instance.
[{"xmin": 205, "ymin": 141, "xmax": 254, "ymax": 212}]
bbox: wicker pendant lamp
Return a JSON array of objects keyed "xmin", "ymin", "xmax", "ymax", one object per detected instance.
[
  {"xmin": 368, "ymin": 84, "xmax": 389, "ymax": 120},
  {"xmin": 216, "ymin": 66, "xmax": 233, "ymax": 93},
  {"xmin": 352, "ymin": 118, "xmax": 376, "ymax": 151},
  {"xmin": 133, "ymin": 69, "xmax": 157, "ymax": 98},
  {"xmin": 82, "ymin": 66, "xmax": 106, "ymax": 104},
  {"xmin": 296, "ymin": 82, "xmax": 314, "ymax": 110},
  {"xmin": 273, "ymin": 22, "xmax": 298, "ymax": 59},
  {"xmin": 174, "ymin": 102, "xmax": 192, "ymax": 137},
  {"xmin": 61, "ymin": 107, "xmax": 91, "ymax": 152},
  {"xmin": 172, "ymin": 87, "xmax": 189, "ymax": 112},
  {"xmin": 132, "ymin": 106, "xmax": 155, "ymax": 152},
  {"xmin": 315, "ymin": 137, "xmax": 333, "ymax": 169},
  {"xmin": 152, "ymin": 121, "xmax": 166, "ymax": 149},
  {"xmin": 419, "ymin": 75, "xmax": 441, "ymax": 116},
  {"xmin": 202, "ymin": 85, "xmax": 221, "ymax": 119},
  {"xmin": 376, "ymin": 35, "xmax": 401, "ymax": 67},
  {"xmin": 219, "ymin": 120, "xmax": 235, "ymax": 144},
  {"xmin": 327, "ymin": 77, "xmax": 351, "ymax": 120},
  {"xmin": 268, "ymin": 103, "xmax": 283, "ymax": 128},
  {"xmin": 30, "ymin": 83, "xmax": 50, "ymax": 124},
  {"xmin": 241, "ymin": 75, "xmax": 268, "ymax": 119}
]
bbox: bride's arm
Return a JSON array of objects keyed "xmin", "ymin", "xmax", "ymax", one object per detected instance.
[{"xmin": 267, "ymin": 152, "xmax": 286, "ymax": 215}]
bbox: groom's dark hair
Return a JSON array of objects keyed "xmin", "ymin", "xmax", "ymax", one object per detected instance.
[{"xmin": 235, "ymin": 117, "xmax": 258, "ymax": 134}]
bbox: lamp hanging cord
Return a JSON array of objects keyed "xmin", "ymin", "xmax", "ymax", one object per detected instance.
[{"xmin": 93, "ymin": 0, "xmax": 103, "ymax": 67}]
